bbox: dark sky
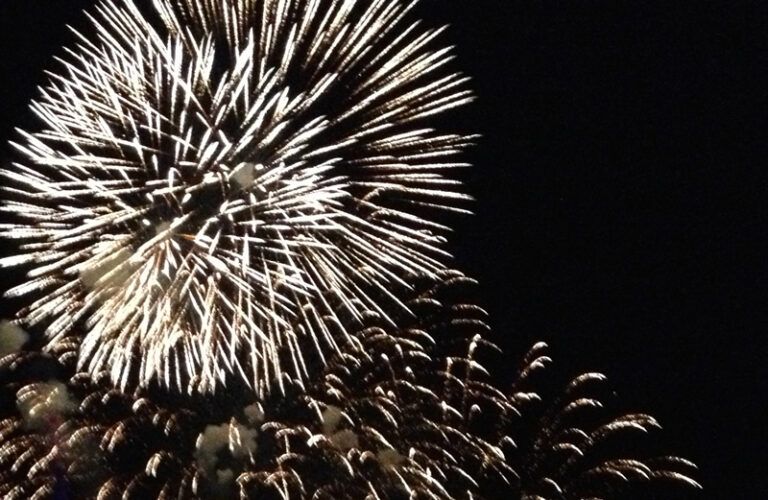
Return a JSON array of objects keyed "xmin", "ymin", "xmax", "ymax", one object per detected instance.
[{"xmin": 0, "ymin": 1, "xmax": 765, "ymax": 498}]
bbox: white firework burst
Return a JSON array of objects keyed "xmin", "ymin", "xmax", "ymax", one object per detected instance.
[{"xmin": 0, "ymin": 0, "xmax": 475, "ymax": 395}]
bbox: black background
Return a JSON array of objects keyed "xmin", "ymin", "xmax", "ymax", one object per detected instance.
[{"xmin": 0, "ymin": 1, "xmax": 765, "ymax": 498}]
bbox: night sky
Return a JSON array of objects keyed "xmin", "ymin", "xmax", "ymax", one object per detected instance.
[{"xmin": 1, "ymin": 1, "xmax": 765, "ymax": 497}]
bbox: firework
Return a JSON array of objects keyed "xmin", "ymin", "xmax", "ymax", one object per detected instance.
[
  {"xmin": 0, "ymin": 1, "xmax": 700, "ymax": 498},
  {"xmin": 0, "ymin": 271, "xmax": 698, "ymax": 499},
  {"xmin": 0, "ymin": 0, "xmax": 474, "ymax": 396},
  {"xmin": 506, "ymin": 342, "xmax": 700, "ymax": 499}
]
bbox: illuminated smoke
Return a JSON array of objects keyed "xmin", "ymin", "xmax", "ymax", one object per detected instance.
[{"xmin": 0, "ymin": 321, "xmax": 28, "ymax": 357}]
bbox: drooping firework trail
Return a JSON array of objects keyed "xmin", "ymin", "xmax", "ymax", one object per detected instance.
[
  {"xmin": 0, "ymin": 270, "xmax": 700, "ymax": 498},
  {"xmin": 0, "ymin": 0, "xmax": 699, "ymax": 499}
]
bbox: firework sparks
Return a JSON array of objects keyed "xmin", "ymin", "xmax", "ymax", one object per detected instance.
[
  {"xmin": 0, "ymin": 0, "xmax": 475, "ymax": 396},
  {"xmin": 0, "ymin": 271, "xmax": 698, "ymax": 499},
  {"xmin": 0, "ymin": 2, "xmax": 700, "ymax": 498}
]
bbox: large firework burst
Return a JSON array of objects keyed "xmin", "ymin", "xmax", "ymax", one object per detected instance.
[
  {"xmin": 0, "ymin": 0, "xmax": 474, "ymax": 395},
  {"xmin": 0, "ymin": 271, "xmax": 698, "ymax": 499}
]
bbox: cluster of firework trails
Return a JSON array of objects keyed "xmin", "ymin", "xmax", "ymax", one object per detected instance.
[{"xmin": 0, "ymin": 0, "xmax": 699, "ymax": 498}]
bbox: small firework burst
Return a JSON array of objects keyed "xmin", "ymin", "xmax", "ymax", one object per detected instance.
[
  {"xmin": 506, "ymin": 342, "xmax": 701, "ymax": 499},
  {"xmin": 0, "ymin": 271, "xmax": 698, "ymax": 500},
  {"xmin": 0, "ymin": 0, "xmax": 474, "ymax": 396}
]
